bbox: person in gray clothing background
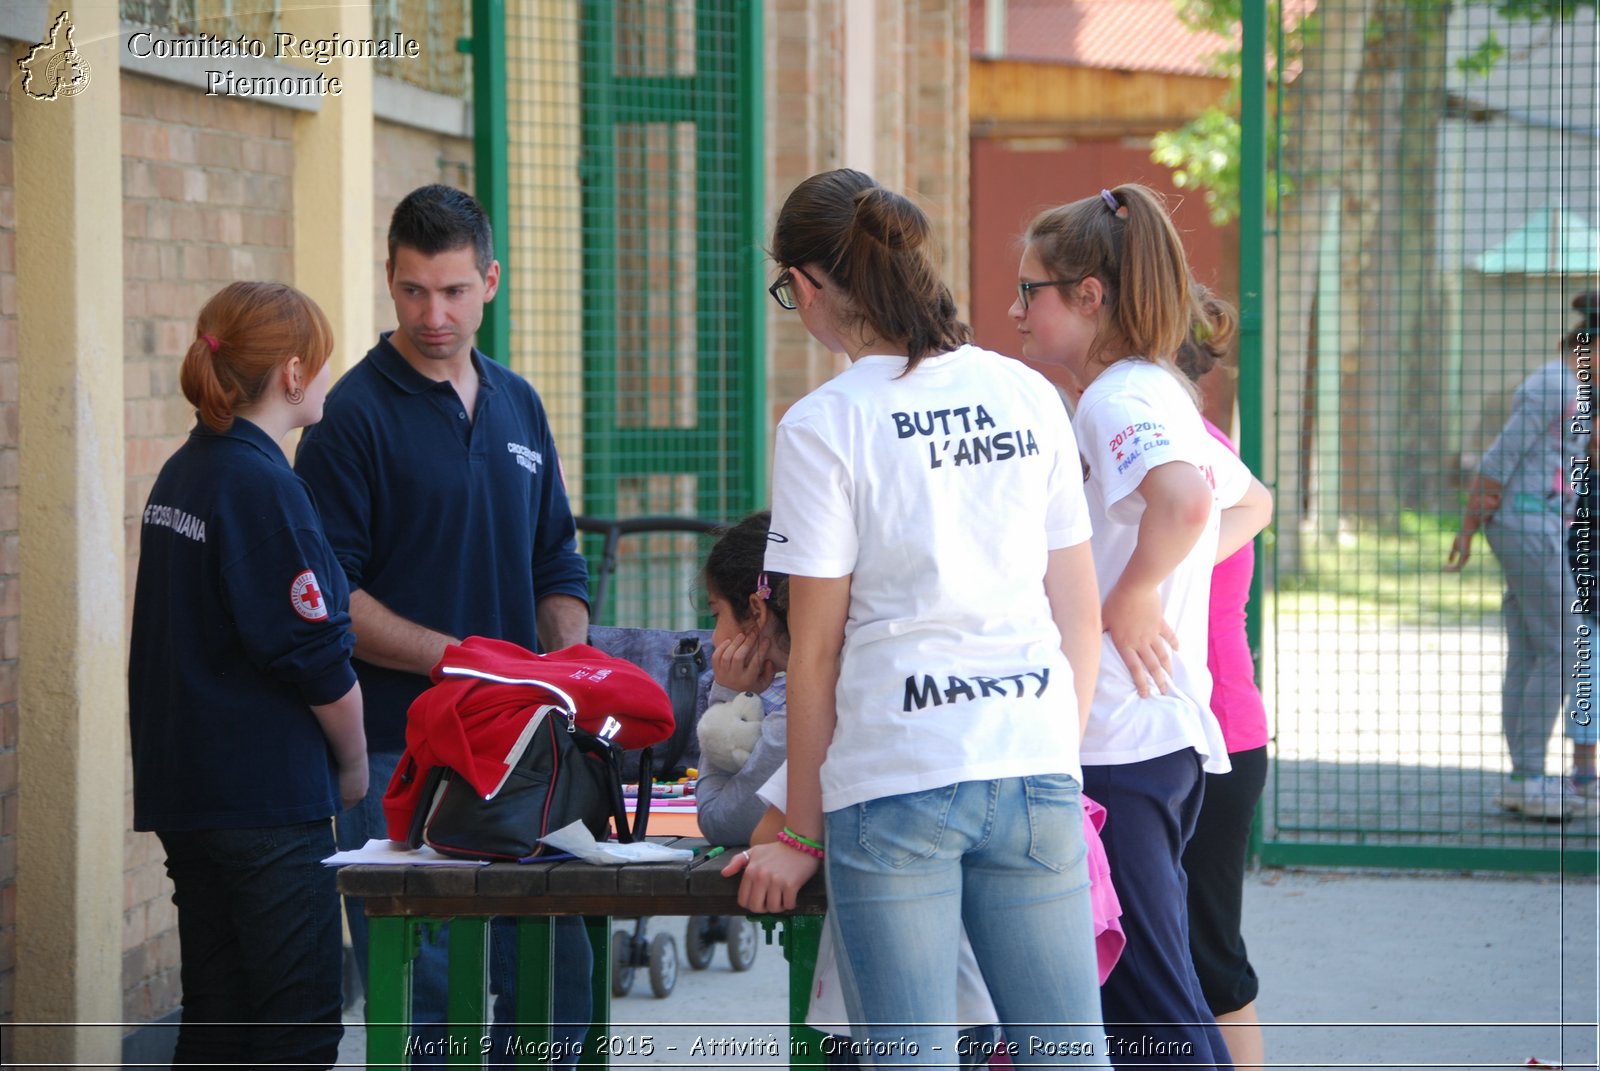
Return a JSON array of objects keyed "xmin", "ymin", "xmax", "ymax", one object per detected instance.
[{"xmin": 1447, "ymin": 290, "xmax": 1597, "ymax": 820}]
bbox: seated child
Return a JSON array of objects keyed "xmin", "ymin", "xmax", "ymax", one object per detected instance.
[{"xmin": 692, "ymin": 511, "xmax": 790, "ymax": 846}]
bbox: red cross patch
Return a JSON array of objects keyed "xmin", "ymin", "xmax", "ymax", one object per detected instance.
[{"xmin": 289, "ymin": 569, "xmax": 329, "ymax": 622}]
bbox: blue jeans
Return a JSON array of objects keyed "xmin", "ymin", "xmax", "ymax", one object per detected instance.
[
  {"xmin": 339, "ymin": 750, "xmax": 592, "ymax": 1067},
  {"xmin": 824, "ymin": 775, "xmax": 1108, "ymax": 1068},
  {"xmin": 159, "ymin": 820, "xmax": 343, "ymax": 1068}
]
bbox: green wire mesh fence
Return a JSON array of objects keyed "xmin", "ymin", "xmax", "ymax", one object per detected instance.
[
  {"xmin": 1256, "ymin": 0, "xmax": 1598, "ymax": 870},
  {"xmin": 490, "ymin": 0, "xmax": 764, "ymax": 630}
]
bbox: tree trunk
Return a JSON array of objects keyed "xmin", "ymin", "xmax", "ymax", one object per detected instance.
[
  {"xmin": 1336, "ymin": 0, "xmax": 1452, "ymax": 524},
  {"xmin": 1396, "ymin": 2, "xmax": 1451, "ymax": 513},
  {"xmin": 1272, "ymin": 0, "xmax": 1377, "ymax": 568},
  {"xmin": 1338, "ymin": 1, "xmax": 1399, "ymax": 520}
]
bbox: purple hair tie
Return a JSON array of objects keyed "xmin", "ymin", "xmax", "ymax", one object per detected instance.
[
  {"xmin": 755, "ymin": 572, "xmax": 772, "ymax": 601},
  {"xmin": 1100, "ymin": 188, "xmax": 1120, "ymax": 213}
]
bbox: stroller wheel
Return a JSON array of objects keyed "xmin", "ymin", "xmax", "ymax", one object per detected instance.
[
  {"xmin": 726, "ymin": 917, "xmax": 759, "ymax": 972},
  {"xmin": 647, "ymin": 932, "xmax": 678, "ymax": 998},
  {"xmin": 610, "ymin": 929, "xmax": 636, "ymax": 997},
  {"xmin": 684, "ymin": 916, "xmax": 715, "ymax": 970}
]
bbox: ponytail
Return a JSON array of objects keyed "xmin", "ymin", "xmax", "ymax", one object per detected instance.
[
  {"xmin": 1025, "ymin": 183, "xmax": 1193, "ymax": 374},
  {"xmin": 180, "ymin": 281, "xmax": 335, "ymax": 433},
  {"xmin": 1176, "ymin": 282, "xmax": 1238, "ymax": 384},
  {"xmin": 180, "ymin": 334, "xmax": 243, "ymax": 433},
  {"xmin": 772, "ymin": 169, "xmax": 971, "ymax": 370}
]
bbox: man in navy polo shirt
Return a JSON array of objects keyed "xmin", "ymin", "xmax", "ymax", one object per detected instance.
[{"xmin": 296, "ymin": 184, "xmax": 592, "ymax": 1064}]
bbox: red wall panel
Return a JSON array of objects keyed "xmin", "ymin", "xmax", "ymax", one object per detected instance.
[{"xmin": 969, "ymin": 137, "xmax": 1232, "ymax": 357}]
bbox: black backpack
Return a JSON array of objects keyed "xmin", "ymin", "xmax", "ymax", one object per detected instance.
[{"xmin": 586, "ymin": 625, "xmax": 713, "ymax": 781}]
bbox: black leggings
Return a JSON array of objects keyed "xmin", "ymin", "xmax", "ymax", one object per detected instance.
[{"xmin": 1182, "ymin": 745, "xmax": 1268, "ymax": 1016}]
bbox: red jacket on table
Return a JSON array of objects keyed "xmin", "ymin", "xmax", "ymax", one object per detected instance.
[{"xmin": 382, "ymin": 636, "xmax": 673, "ymax": 841}]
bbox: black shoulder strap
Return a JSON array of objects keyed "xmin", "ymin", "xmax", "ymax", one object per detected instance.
[
  {"xmin": 627, "ymin": 747, "xmax": 653, "ymax": 841},
  {"xmin": 597, "ymin": 740, "xmax": 651, "ymax": 843}
]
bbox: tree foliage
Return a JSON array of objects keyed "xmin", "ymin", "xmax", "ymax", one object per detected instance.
[{"xmin": 1151, "ymin": 0, "xmax": 1597, "ymax": 225}]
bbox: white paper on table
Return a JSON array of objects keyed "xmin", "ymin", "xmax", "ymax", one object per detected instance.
[
  {"xmin": 321, "ymin": 838, "xmax": 489, "ymax": 867},
  {"xmin": 539, "ymin": 821, "xmax": 695, "ymax": 865}
]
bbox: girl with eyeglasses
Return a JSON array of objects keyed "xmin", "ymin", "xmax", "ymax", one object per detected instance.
[
  {"xmin": 1009, "ymin": 185, "xmax": 1271, "ymax": 1069},
  {"xmin": 724, "ymin": 168, "xmax": 1108, "ymax": 1066}
]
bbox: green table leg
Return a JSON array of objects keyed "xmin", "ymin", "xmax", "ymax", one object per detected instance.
[
  {"xmin": 506, "ymin": 917, "xmax": 611, "ymax": 1068},
  {"xmin": 510, "ymin": 917, "xmax": 553, "ymax": 1067},
  {"xmin": 447, "ymin": 917, "xmax": 489, "ymax": 1068},
  {"xmin": 367, "ymin": 916, "xmax": 422, "ymax": 1069},
  {"xmin": 761, "ymin": 915, "xmax": 827, "ymax": 1069},
  {"xmin": 580, "ymin": 918, "xmax": 610, "ymax": 1071}
]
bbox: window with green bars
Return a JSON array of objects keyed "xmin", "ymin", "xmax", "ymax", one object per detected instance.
[{"xmin": 496, "ymin": 0, "xmax": 763, "ymax": 630}]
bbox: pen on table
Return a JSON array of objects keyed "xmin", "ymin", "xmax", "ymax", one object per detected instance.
[{"xmin": 699, "ymin": 845, "xmax": 726, "ymax": 860}]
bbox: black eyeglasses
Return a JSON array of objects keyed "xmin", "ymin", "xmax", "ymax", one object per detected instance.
[
  {"xmin": 768, "ymin": 265, "xmax": 823, "ymax": 310},
  {"xmin": 1016, "ymin": 277, "xmax": 1082, "ymax": 312}
]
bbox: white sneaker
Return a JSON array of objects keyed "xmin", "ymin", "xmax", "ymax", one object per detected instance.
[{"xmin": 1494, "ymin": 775, "xmax": 1578, "ymax": 820}]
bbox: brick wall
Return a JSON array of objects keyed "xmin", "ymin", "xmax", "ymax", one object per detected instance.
[
  {"xmin": 906, "ymin": 0, "xmax": 969, "ymax": 319},
  {"xmin": 768, "ymin": 0, "xmax": 847, "ymax": 427},
  {"xmin": 0, "ymin": 76, "xmax": 17, "ymax": 1071},
  {"xmin": 119, "ymin": 71, "xmax": 296, "ymax": 1026},
  {"xmin": 371, "ymin": 120, "xmax": 473, "ymax": 339},
  {"xmin": 765, "ymin": 0, "xmax": 970, "ymax": 428}
]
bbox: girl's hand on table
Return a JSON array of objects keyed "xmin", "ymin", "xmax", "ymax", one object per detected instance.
[{"xmin": 722, "ymin": 841, "xmax": 819, "ymax": 913}]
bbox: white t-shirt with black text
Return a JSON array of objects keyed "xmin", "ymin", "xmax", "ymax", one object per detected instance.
[
  {"xmin": 766, "ymin": 344, "xmax": 1094, "ymax": 811},
  {"xmin": 1072, "ymin": 359, "xmax": 1251, "ymax": 774}
]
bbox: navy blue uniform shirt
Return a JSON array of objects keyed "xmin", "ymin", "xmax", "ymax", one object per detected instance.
[
  {"xmin": 129, "ymin": 418, "xmax": 358, "ymax": 832},
  {"xmin": 295, "ymin": 334, "xmax": 590, "ymax": 752}
]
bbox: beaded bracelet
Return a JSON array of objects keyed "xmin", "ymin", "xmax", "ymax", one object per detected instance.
[{"xmin": 775, "ymin": 828, "xmax": 825, "ymax": 859}]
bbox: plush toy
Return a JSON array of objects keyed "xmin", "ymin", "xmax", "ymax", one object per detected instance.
[{"xmin": 695, "ymin": 691, "xmax": 765, "ymax": 772}]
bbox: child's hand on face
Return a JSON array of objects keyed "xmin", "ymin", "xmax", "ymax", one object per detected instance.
[{"xmin": 712, "ymin": 627, "xmax": 776, "ymax": 694}]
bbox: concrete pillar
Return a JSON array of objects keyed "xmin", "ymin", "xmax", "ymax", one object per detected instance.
[
  {"xmin": 12, "ymin": 4, "xmax": 127, "ymax": 1064},
  {"xmin": 282, "ymin": 1, "xmax": 375, "ymax": 376}
]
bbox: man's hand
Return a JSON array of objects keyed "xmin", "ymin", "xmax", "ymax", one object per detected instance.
[
  {"xmin": 536, "ymin": 593, "xmax": 590, "ymax": 652},
  {"xmin": 336, "ymin": 759, "xmax": 370, "ymax": 812},
  {"xmin": 348, "ymin": 590, "xmax": 457, "ymax": 674}
]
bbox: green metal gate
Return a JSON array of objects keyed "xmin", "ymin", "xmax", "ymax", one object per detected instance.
[
  {"xmin": 476, "ymin": 0, "xmax": 765, "ymax": 630},
  {"xmin": 1243, "ymin": 0, "xmax": 1598, "ymax": 871}
]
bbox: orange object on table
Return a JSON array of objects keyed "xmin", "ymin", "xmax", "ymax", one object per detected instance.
[
  {"xmin": 640, "ymin": 810, "xmax": 702, "ymax": 837},
  {"xmin": 615, "ymin": 797, "xmax": 701, "ymax": 839}
]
